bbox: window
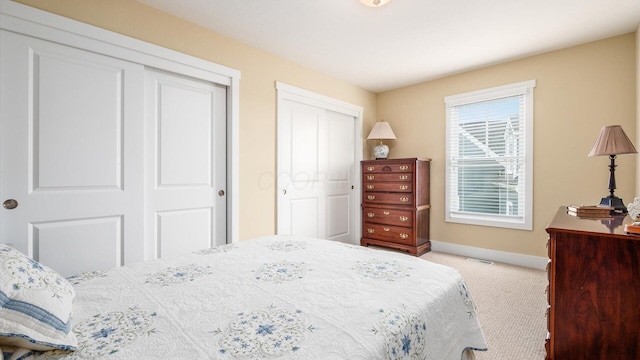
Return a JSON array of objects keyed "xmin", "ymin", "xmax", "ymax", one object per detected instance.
[{"xmin": 445, "ymin": 80, "xmax": 535, "ymax": 230}]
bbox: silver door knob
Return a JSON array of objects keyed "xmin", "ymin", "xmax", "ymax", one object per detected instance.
[
  {"xmin": 3, "ymin": 199, "xmax": 18, "ymax": 210},
  {"xmin": 218, "ymin": 190, "xmax": 225, "ymax": 197}
]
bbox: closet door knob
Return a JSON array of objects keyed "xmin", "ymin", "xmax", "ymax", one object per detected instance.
[{"xmin": 3, "ymin": 199, "xmax": 18, "ymax": 209}]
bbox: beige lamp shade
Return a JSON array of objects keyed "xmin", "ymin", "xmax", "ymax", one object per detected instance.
[
  {"xmin": 588, "ymin": 125, "xmax": 637, "ymax": 156},
  {"xmin": 367, "ymin": 121, "xmax": 397, "ymax": 141}
]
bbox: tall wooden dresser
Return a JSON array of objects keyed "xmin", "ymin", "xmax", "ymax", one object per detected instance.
[
  {"xmin": 545, "ymin": 207, "xmax": 640, "ymax": 359},
  {"xmin": 361, "ymin": 158, "xmax": 431, "ymax": 256}
]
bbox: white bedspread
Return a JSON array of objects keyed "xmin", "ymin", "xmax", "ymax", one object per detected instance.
[{"xmin": 11, "ymin": 235, "xmax": 487, "ymax": 359}]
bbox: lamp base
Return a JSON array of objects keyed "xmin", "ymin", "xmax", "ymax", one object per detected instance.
[
  {"xmin": 373, "ymin": 144, "xmax": 389, "ymax": 159},
  {"xmin": 599, "ymin": 195, "xmax": 627, "ymax": 213}
]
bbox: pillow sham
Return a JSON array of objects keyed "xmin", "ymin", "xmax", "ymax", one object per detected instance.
[{"xmin": 0, "ymin": 244, "xmax": 77, "ymax": 351}]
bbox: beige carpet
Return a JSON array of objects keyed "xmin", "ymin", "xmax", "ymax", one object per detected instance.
[{"xmin": 421, "ymin": 251, "xmax": 548, "ymax": 360}]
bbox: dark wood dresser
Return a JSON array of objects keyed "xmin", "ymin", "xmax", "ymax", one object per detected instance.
[
  {"xmin": 361, "ymin": 158, "xmax": 431, "ymax": 256},
  {"xmin": 545, "ymin": 207, "xmax": 640, "ymax": 359}
]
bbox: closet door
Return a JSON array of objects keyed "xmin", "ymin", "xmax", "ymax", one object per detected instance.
[
  {"xmin": 277, "ymin": 99, "xmax": 357, "ymax": 244},
  {"xmin": 278, "ymin": 101, "xmax": 328, "ymax": 238},
  {"xmin": 0, "ymin": 31, "xmax": 145, "ymax": 276},
  {"xmin": 325, "ymin": 110, "xmax": 357, "ymax": 244},
  {"xmin": 145, "ymin": 69, "xmax": 227, "ymax": 259}
]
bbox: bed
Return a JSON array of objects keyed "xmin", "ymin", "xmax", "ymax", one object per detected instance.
[{"xmin": 1, "ymin": 235, "xmax": 487, "ymax": 360}]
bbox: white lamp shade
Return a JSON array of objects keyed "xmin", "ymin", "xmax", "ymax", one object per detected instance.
[{"xmin": 367, "ymin": 122, "xmax": 397, "ymax": 140}]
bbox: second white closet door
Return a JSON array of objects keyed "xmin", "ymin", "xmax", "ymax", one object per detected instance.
[{"xmin": 145, "ymin": 69, "xmax": 227, "ymax": 259}]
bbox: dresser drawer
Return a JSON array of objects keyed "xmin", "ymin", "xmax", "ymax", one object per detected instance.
[
  {"xmin": 363, "ymin": 162, "xmax": 413, "ymax": 174},
  {"xmin": 363, "ymin": 182, "xmax": 412, "ymax": 193},
  {"xmin": 363, "ymin": 173, "xmax": 412, "ymax": 182},
  {"xmin": 363, "ymin": 207, "xmax": 413, "ymax": 227},
  {"xmin": 363, "ymin": 223, "xmax": 414, "ymax": 245},
  {"xmin": 363, "ymin": 192, "xmax": 414, "ymax": 206}
]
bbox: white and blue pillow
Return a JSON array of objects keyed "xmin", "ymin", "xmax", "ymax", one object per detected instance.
[{"xmin": 0, "ymin": 244, "xmax": 77, "ymax": 352}]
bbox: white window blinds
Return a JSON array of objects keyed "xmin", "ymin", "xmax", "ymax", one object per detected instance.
[{"xmin": 445, "ymin": 80, "xmax": 535, "ymax": 230}]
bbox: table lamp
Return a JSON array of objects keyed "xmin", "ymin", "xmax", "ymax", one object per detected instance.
[
  {"xmin": 367, "ymin": 121, "xmax": 396, "ymax": 159},
  {"xmin": 588, "ymin": 125, "xmax": 637, "ymax": 212}
]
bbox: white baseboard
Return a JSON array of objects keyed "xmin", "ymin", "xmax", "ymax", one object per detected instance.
[{"xmin": 430, "ymin": 240, "xmax": 548, "ymax": 270}]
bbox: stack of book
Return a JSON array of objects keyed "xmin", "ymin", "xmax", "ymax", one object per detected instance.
[{"xmin": 567, "ymin": 205, "xmax": 614, "ymax": 218}]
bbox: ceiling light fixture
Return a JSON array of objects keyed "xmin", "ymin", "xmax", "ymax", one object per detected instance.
[{"xmin": 360, "ymin": 0, "xmax": 391, "ymax": 7}]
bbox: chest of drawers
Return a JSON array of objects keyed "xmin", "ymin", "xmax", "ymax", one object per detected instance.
[
  {"xmin": 361, "ymin": 158, "xmax": 431, "ymax": 256},
  {"xmin": 545, "ymin": 207, "xmax": 640, "ymax": 359}
]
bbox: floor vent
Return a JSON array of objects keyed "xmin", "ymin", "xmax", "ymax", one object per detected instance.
[{"xmin": 466, "ymin": 257, "xmax": 494, "ymax": 265}]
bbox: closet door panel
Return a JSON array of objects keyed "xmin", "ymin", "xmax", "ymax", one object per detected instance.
[
  {"xmin": 145, "ymin": 69, "xmax": 227, "ymax": 259},
  {"xmin": 0, "ymin": 31, "xmax": 145, "ymax": 275},
  {"xmin": 33, "ymin": 217, "xmax": 122, "ymax": 277},
  {"xmin": 325, "ymin": 111, "xmax": 355, "ymax": 242},
  {"xmin": 277, "ymin": 101, "xmax": 325, "ymax": 239},
  {"xmin": 157, "ymin": 82, "xmax": 213, "ymax": 186}
]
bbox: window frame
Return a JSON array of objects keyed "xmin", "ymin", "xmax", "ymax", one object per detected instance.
[{"xmin": 444, "ymin": 80, "xmax": 535, "ymax": 230}]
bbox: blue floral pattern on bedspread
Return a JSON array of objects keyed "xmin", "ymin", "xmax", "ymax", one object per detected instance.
[
  {"xmin": 354, "ymin": 259, "xmax": 411, "ymax": 281},
  {"xmin": 144, "ymin": 264, "xmax": 212, "ymax": 286},
  {"xmin": 254, "ymin": 261, "xmax": 307, "ymax": 283},
  {"xmin": 215, "ymin": 306, "xmax": 312, "ymax": 358},
  {"xmin": 372, "ymin": 308, "xmax": 427, "ymax": 360},
  {"xmin": 197, "ymin": 244, "xmax": 236, "ymax": 255},
  {"xmin": 459, "ymin": 282, "xmax": 477, "ymax": 318},
  {"xmin": 38, "ymin": 307, "xmax": 156, "ymax": 359},
  {"xmin": 268, "ymin": 240, "xmax": 308, "ymax": 252},
  {"xmin": 66, "ymin": 271, "xmax": 107, "ymax": 285}
]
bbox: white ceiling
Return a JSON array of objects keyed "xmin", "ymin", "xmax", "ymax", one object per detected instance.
[{"xmin": 138, "ymin": 0, "xmax": 640, "ymax": 93}]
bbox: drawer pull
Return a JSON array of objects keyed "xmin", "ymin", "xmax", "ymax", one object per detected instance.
[
  {"xmin": 368, "ymin": 195, "xmax": 376, "ymax": 200},
  {"xmin": 399, "ymin": 216, "xmax": 408, "ymax": 222},
  {"xmin": 383, "ymin": 211, "xmax": 390, "ymax": 215},
  {"xmin": 400, "ymin": 197, "xmax": 409, "ymax": 203},
  {"xmin": 367, "ymin": 166, "xmax": 375, "ymax": 171},
  {"xmin": 367, "ymin": 184, "xmax": 374, "ymax": 190},
  {"xmin": 367, "ymin": 228, "xmax": 375, "ymax": 234},
  {"xmin": 367, "ymin": 212, "xmax": 375, "ymax": 218},
  {"xmin": 399, "ymin": 185, "xmax": 408, "ymax": 190},
  {"xmin": 399, "ymin": 175, "xmax": 408, "ymax": 180},
  {"xmin": 367, "ymin": 175, "xmax": 375, "ymax": 181},
  {"xmin": 399, "ymin": 165, "xmax": 409, "ymax": 171},
  {"xmin": 400, "ymin": 233, "xmax": 408, "ymax": 239},
  {"xmin": 383, "ymin": 227, "xmax": 390, "ymax": 232}
]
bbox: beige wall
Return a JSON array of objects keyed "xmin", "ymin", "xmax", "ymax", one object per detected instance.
[
  {"xmin": 10, "ymin": 1, "xmax": 638, "ymax": 258},
  {"xmin": 377, "ymin": 33, "xmax": 637, "ymax": 257},
  {"xmin": 637, "ymin": 24, "xmax": 640, "ymax": 196},
  {"xmin": 12, "ymin": 0, "xmax": 378, "ymax": 241}
]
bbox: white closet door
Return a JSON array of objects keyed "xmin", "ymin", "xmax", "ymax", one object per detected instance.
[
  {"xmin": 0, "ymin": 31, "xmax": 145, "ymax": 276},
  {"xmin": 145, "ymin": 69, "xmax": 227, "ymax": 259},
  {"xmin": 278, "ymin": 101, "xmax": 327, "ymax": 238},
  {"xmin": 277, "ymin": 99, "xmax": 356, "ymax": 243},
  {"xmin": 325, "ymin": 110, "xmax": 356, "ymax": 243}
]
